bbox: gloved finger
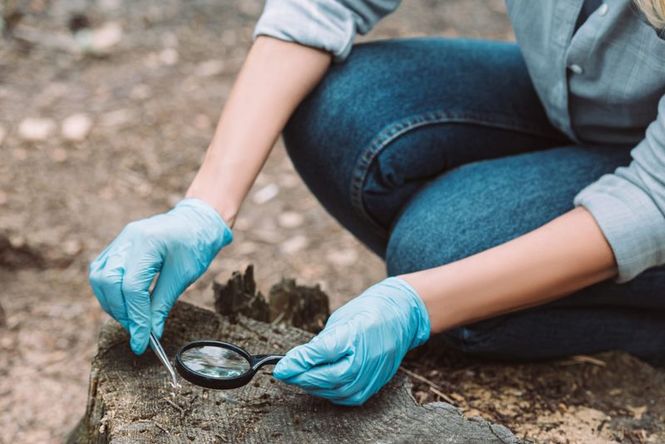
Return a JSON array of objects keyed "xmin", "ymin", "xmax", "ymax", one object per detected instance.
[
  {"xmin": 278, "ymin": 354, "xmax": 355, "ymax": 391},
  {"xmin": 299, "ymin": 357, "xmax": 371, "ymax": 401},
  {"xmin": 122, "ymin": 254, "xmax": 160, "ymax": 355},
  {"xmin": 273, "ymin": 327, "xmax": 352, "ymax": 380},
  {"xmin": 89, "ymin": 267, "xmax": 129, "ymax": 331},
  {"xmin": 303, "ymin": 356, "xmax": 397, "ymax": 405},
  {"xmin": 324, "ymin": 365, "xmax": 397, "ymax": 406},
  {"xmin": 91, "ymin": 251, "xmax": 130, "ymax": 329},
  {"xmin": 89, "ymin": 251, "xmax": 111, "ymax": 314},
  {"xmin": 150, "ymin": 258, "xmax": 189, "ymax": 338}
]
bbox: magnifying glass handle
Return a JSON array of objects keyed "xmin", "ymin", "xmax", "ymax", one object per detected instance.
[
  {"xmin": 149, "ymin": 332, "xmax": 180, "ymax": 389},
  {"xmin": 251, "ymin": 354, "xmax": 284, "ymax": 372}
]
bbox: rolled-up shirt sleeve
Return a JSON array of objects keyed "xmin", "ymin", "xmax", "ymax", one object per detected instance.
[
  {"xmin": 253, "ymin": 0, "xmax": 401, "ymax": 61},
  {"xmin": 574, "ymin": 94, "xmax": 665, "ymax": 282}
]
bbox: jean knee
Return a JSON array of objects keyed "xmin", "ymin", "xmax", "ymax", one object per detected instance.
[{"xmin": 385, "ymin": 197, "xmax": 477, "ymax": 276}]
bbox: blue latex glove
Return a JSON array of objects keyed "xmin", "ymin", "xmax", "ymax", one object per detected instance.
[
  {"xmin": 273, "ymin": 277, "xmax": 430, "ymax": 406},
  {"xmin": 89, "ymin": 198, "xmax": 232, "ymax": 354}
]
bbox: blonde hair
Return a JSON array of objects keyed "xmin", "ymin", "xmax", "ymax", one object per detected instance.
[{"xmin": 635, "ymin": 0, "xmax": 665, "ymax": 28}]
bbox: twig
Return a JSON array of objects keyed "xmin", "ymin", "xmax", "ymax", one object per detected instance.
[
  {"xmin": 218, "ymin": 393, "xmax": 239, "ymax": 405},
  {"xmin": 153, "ymin": 421, "xmax": 171, "ymax": 435},
  {"xmin": 270, "ymin": 311, "xmax": 285, "ymax": 325},
  {"xmin": 597, "ymin": 419, "xmax": 608, "ymax": 433},
  {"xmin": 399, "ymin": 367, "xmax": 444, "ymax": 391},
  {"xmin": 137, "ymin": 419, "xmax": 170, "ymax": 435},
  {"xmin": 163, "ymin": 397, "xmax": 184, "ymax": 418},
  {"xmin": 246, "ymin": 399, "xmax": 272, "ymax": 409},
  {"xmin": 428, "ymin": 386, "xmax": 457, "ymax": 405},
  {"xmin": 399, "ymin": 367, "xmax": 464, "ymax": 405},
  {"xmin": 560, "ymin": 355, "xmax": 607, "ymax": 367}
]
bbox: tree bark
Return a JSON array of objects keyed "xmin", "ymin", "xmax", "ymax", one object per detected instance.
[{"xmin": 69, "ymin": 301, "xmax": 521, "ymax": 443}]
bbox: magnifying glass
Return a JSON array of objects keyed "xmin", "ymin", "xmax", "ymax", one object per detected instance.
[{"xmin": 175, "ymin": 340, "xmax": 284, "ymax": 389}]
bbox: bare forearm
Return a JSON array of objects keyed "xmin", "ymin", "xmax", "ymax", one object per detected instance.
[
  {"xmin": 401, "ymin": 207, "xmax": 617, "ymax": 333},
  {"xmin": 186, "ymin": 37, "xmax": 331, "ymax": 224}
]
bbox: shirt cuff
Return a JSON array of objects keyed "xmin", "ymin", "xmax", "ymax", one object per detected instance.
[
  {"xmin": 253, "ymin": 0, "xmax": 357, "ymax": 61},
  {"xmin": 574, "ymin": 174, "xmax": 665, "ymax": 283}
]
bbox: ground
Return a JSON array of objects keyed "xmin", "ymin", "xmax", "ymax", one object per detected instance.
[{"xmin": 0, "ymin": 1, "xmax": 662, "ymax": 443}]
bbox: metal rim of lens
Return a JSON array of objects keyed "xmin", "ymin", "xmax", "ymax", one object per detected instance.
[{"xmin": 175, "ymin": 340, "xmax": 254, "ymax": 389}]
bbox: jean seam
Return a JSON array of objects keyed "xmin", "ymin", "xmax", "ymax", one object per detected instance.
[{"xmin": 349, "ymin": 110, "xmax": 565, "ymax": 234}]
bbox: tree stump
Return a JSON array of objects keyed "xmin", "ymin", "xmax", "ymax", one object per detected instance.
[
  {"xmin": 213, "ymin": 265, "xmax": 330, "ymax": 334},
  {"xmin": 69, "ymin": 300, "xmax": 521, "ymax": 443}
]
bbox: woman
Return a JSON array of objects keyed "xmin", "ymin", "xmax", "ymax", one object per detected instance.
[{"xmin": 89, "ymin": 0, "xmax": 665, "ymax": 406}]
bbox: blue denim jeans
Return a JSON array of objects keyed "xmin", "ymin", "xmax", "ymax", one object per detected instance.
[{"xmin": 283, "ymin": 38, "xmax": 665, "ymax": 364}]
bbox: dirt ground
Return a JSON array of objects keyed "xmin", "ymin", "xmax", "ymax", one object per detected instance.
[{"xmin": 0, "ymin": 1, "xmax": 662, "ymax": 443}]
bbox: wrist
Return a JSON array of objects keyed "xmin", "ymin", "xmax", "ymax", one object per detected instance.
[
  {"xmin": 175, "ymin": 198, "xmax": 233, "ymax": 249},
  {"xmin": 399, "ymin": 269, "xmax": 468, "ymax": 334},
  {"xmin": 382, "ymin": 277, "xmax": 431, "ymax": 349},
  {"xmin": 186, "ymin": 167, "xmax": 239, "ymax": 227},
  {"xmin": 185, "ymin": 189, "xmax": 238, "ymax": 227}
]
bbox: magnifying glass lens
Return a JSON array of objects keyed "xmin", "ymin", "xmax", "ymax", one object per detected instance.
[{"xmin": 180, "ymin": 345, "xmax": 250, "ymax": 378}]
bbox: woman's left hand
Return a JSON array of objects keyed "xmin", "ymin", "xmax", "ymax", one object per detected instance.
[{"xmin": 273, "ymin": 277, "xmax": 431, "ymax": 406}]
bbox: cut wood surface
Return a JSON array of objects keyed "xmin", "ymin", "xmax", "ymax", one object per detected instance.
[{"xmin": 69, "ymin": 301, "xmax": 521, "ymax": 443}]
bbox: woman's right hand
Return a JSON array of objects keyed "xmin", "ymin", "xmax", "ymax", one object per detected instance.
[{"xmin": 88, "ymin": 198, "xmax": 232, "ymax": 354}]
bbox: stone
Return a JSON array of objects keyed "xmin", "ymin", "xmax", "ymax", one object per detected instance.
[
  {"xmin": 80, "ymin": 22, "xmax": 123, "ymax": 54},
  {"xmin": 326, "ymin": 248, "xmax": 359, "ymax": 267},
  {"xmin": 62, "ymin": 239, "xmax": 83, "ymax": 256},
  {"xmin": 252, "ymin": 183, "xmax": 279, "ymax": 205},
  {"xmin": 60, "ymin": 113, "xmax": 92, "ymax": 142},
  {"xmin": 159, "ymin": 48, "xmax": 179, "ymax": 65},
  {"xmin": 194, "ymin": 59, "xmax": 225, "ymax": 77},
  {"xmin": 18, "ymin": 117, "xmax": 56, "ymax": 142},
  {"xmin": 280, "ymin": 235, "xmax": 308, "ymax": 254},
  {"xmin": 277, "ymin": 211, "xmax": 304, "ymax": 228}
]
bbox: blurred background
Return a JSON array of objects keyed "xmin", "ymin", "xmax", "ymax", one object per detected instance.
[{"xmin": 0, "ymin": 1, "xmax": 511, "ymax": 442}]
